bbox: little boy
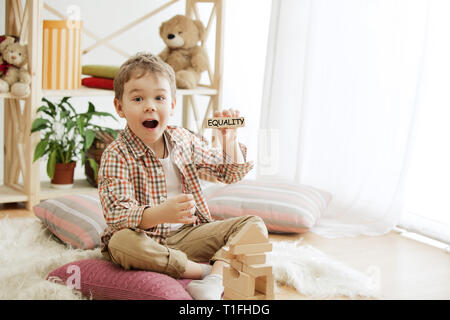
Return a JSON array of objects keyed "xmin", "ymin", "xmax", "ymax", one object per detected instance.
[{"xmin": 98, "ymin": 52, "xmax": 267, "ymax": 300}]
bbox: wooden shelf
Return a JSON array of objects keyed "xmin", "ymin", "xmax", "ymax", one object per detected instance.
[
  {"xmin": 0, "ymin": 180, "xmax": 97, "ymax": 205},
  {"xmin": 177, "ymin": 86, "xmax": 218, "ymax": 96},
  {"xmin": 39, "ymin": 179, "xmax": 97, "ymax": 200},
  {"xmin": 42, "ymin": 85, "xmax": 218, "ymax": 97},
  {"xmin": 0, "ymin": 185, "xmax": 28, "ymax": 203},
  {"xmin": 0, "ymin": 93, "xmax": 29, "ymax": 99},
  {"xmin": 42, "ymin": 86, "xmax": 114, "ymax": 97},
  {"xmin": 1, "ymin": 86, "xmax": 218, "ymax": 101}
]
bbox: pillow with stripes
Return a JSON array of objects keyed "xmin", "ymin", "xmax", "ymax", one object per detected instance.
[
  {"xmin": 33, "ymin": 194, "xmax": 106, "ymax": 250},
  {"xmin": 204, "ymin": 179, "xmax": 331, "ymax": 234}
]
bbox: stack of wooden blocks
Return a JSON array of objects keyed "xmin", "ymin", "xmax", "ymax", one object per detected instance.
[{"xmin": 222, "ymin": 223, "xmax": 275, "ymax": 300}]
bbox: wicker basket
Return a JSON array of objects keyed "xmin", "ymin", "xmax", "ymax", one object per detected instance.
[{"xmin": 85, "ymin": 131, "xmax": 116, "ymax": 188}]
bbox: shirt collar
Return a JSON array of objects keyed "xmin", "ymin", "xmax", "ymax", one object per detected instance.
[
  {"xmin": 165, "ymin": 125, "xmax": 182, "ymax": 146},
  {"xmin": 121, "ymin": 125, "xmax": 181, "ymax": 160},
  {"xmin": 121, "ymin": 125, "xmax": 149, "ymax": 159}
]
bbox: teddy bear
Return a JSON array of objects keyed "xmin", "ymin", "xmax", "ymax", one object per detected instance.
[
  {"xmin": 0, "ymin": 35, "xmax": 16, "ymax": 64},
  {"xmin": 159, "ymin": 15, "xmax": 209, "ymax": 89},
  {"xmin": 0, "ymin": 41, "xmax": 31, "ymax": 97}
]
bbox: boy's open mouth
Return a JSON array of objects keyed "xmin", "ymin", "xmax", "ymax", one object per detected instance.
[{"xmin": 142, "ymin": 120, "xmax": 159, "ymax": 129}]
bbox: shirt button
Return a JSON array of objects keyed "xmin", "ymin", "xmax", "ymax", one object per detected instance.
[
  {"xmin": 156, "ymin": 168, "xmax": 164, "ymax": 175},
  {"xmin": 160, "ymin": 196, "xmax": 166, "ymax": 203}
]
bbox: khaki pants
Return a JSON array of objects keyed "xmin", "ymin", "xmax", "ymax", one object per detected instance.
[{"xmin": 103, "ymin": 215, "xmax": 266, "ymax": 279}]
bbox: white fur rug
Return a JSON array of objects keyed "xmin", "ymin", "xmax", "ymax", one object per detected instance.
[
  {"xmin": 267, "ymin": 240, "xmax": 381, "ymax": 299},
  {"xmin": 0, "ymin": 217, "xmax": 101, "ymax": 300},
  {"xmin": 0, "ymin": 216, "xmax": 381, "ymax": 300}
]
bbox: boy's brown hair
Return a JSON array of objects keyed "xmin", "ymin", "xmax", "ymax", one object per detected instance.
[{"xmin": 113, "ymin": 52, "xmax": 176, "ymax": 101}]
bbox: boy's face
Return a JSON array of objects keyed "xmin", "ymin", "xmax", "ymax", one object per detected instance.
[{"xmin": 114, "ymin": 71, "xmax": 175, "ymax": 149}]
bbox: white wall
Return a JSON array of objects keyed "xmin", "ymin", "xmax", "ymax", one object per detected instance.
[{"xmin": 0, "ymin": 0, "xmax": 271, "ymax": 184}]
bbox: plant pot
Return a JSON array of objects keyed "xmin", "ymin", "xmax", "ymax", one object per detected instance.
[{"xmin": 51, "ymin": 162, "xmax": 76, "ymax": 189}]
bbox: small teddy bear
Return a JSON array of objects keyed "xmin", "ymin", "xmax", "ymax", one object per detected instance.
[
  {"xmin": 0, "ymin": 41, "xmax": 31, "ymax": 97},
  {"xmin": 159, "ymin": 15, "xmax": 209, "ymax": 89},
  {"xmin": 0, "ymin": 35, "xmax": 16, "ymax": 65}
]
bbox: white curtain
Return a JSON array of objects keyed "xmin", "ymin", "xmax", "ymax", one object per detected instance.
[{"xmin": 258, "ymin": 0, "xmax": 430, "ymax": 237}]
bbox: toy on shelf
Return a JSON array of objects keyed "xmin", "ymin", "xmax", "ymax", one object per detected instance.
[
  {"xmin": 159, "ymin": 15, "xmax": 209, "ymax": 89},
  {"xmin": 0, "ymin": 35, "xmax": 16, "ymax": 64},
  {"xmin": 222, "ymin": 223, "xmax": 275, "ymax": 300},
  {"xmin": 0, "ymin": 37, "xmax": 31, "ymax": 97},
  {"xmin": 42, "ymin": 20, "xmax": 82, "ymax": 90}
]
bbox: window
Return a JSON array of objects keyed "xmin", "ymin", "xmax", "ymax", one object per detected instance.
[{"xmin": 400, "ymin": 0, "xmax": 450, "ymax": 246}]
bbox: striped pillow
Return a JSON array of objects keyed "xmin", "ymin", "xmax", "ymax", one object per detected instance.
[
  {"xmin": 33, "ymin": 194, "xmax": 107, "ymax": 250},
  {"xmin": 204, "ymin": 179, "xmax": 331, "ymax": 234}
]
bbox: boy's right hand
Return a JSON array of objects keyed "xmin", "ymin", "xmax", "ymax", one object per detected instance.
[{"xmin": 160, "ymin": 193, "xmax": 197, "ymax": 224}]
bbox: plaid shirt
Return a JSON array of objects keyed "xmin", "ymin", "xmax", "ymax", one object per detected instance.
[{"xmin": 98, "ymin": 125, "xmax": 254, "ymax": 252}]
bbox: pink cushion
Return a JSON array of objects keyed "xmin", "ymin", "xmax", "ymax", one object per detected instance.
[{"xmin": 47, "ymin": 258, "xmax": 193, "ymax": 300}]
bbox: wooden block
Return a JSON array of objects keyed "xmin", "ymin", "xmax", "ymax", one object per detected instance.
[
  {"xmin": 230, "ymin": 259, "xmax": 244, "ymax": 272},
  {"xmin": 229, "ymin": 242, "xmax": 272, "ymax": 255},
  {"xmin": 223, "ymin": 287, "xmax": 266, "ymax": 300},
  {"xmin": 255, "ymin": 275, "xmax": 268, "ymax": 294},
  {"xmin": 237, "ymin": 253, "xmax": 266, "ymax": 265},
  {"xmin": 223, "ymin": 266, "xmax": 255, "ymax": 297},
  {"xmin": 242, "ymin": 263, "xmax": 273, "ymax": 277},
  {"xmin": 222, "ymin": 246, "xmax": 236, "ymax": 260},
  {"xmin": 231, "ymin": 255, "xmax": 267, "ymax": 275},
  {"xmin": 255, "ymin": 274, "xmax": 275, "ymax": 298},
  {"xmin": 229, "ymin": 223, "xmax": 268, "ymax": 246},
  {"xmin": 204, "ymin": 117, "xmax": 245, "ymax": 129}
]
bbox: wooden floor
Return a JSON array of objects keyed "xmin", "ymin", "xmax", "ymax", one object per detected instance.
[
  {"xmin": 271, "ymin": 232, "xmax": 450, "ymax": 300},
  {"xmin": 1, "ymin": 203, "xmax": 449, "ymax": 300}
]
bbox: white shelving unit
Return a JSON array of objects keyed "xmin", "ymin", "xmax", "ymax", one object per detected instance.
[{"xmin": 1, "ymin": 0, "xmax": 224, "ymax": 210}]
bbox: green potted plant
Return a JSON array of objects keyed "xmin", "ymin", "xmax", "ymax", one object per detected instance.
[{"xmin": 31, "ymin": 96, "xmax": 118, "ymax": 189}]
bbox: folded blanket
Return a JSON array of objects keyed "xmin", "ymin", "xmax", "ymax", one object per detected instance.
[
  {"xmin": 81, "ymin": 76, "xmax": 114, "ymax": 90},
  {"xmin": 82, "ymin": 65, "xmax": 119, "ymax": 79}
]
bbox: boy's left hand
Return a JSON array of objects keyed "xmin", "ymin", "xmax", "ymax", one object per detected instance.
[
  {"xmin": 213, "ymin": 108, "xmax": 240, "ymax": 141},
  {"xmin": 213, "ymin": 108, "xmax": 245, "ymax": 163}
]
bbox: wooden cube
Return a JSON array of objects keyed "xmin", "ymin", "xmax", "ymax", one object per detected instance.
[
  {"xmin": 222, "ymin": 246, "xmax": 236, "ymax": 260},
  {"xmin": 229, "ymin": 242, "xmax": 272, "ymax": 255},
  {"xmin": 229, "ymin": 223, "xmax": 268, "ymax": 246},
  {"xmin": 223, "ymin": 287, "xmax": 266, "ymax": 300},
  {"xmin": 255, "ymin": 274, "xmax": 275, "ymax": 299},
  {"xmin": 223, "ymin": 266, "xmax": 255, "ymax": 297},
  {"xmin": 242, "ymin": 263, "xmax": 273, "ymax": 277},
  {"xmin": 237, "ymin": 253, "xmax": 266, "ymax": 265},
  {"xmin": 230, "ymin": 259, "xmax": 244, "ymax": 272}
]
